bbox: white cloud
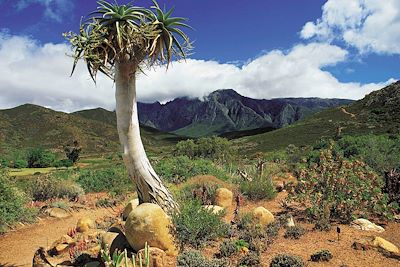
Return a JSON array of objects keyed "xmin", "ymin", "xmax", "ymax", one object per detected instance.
[
  {"xmin": 0, "ymin": 32, "xmax": 394, "ymax": 112},
  {"xmin": 300, "ymin": 0, "xmax": 400, "ymax": 54}
]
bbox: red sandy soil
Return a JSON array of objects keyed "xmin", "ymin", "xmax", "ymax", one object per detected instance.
[
  {"xmin": 0, "ymin": 207, "xmax": 120, "ymax": 267},
  {"xmin": 0, "ymin": 190, "xmax": 399, "ymax": 267}
]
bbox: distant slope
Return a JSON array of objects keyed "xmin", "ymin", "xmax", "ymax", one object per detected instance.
[
  {"xmin": 0, "ymin": 104, "xmax": 183, "ymax": 154},
  {"xmin": 238, "ymin": 81, "xmax": 400, "ymax": 152},
  {"xmin": 137, "ymin": 89, "xmax": 353, "ymax": 137}
]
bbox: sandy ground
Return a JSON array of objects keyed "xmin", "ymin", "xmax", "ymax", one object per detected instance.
[{"xmin": 0, "ymin": 207, "xmax": 119, "ymax": 267}]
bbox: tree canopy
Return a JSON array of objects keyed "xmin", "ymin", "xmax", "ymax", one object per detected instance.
[{"xmin": 64, "ymin": 0, "xmax": 192, "ymax": 82}]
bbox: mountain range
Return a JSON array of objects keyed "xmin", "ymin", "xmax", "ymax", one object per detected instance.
[
  {"xmin": 239, "ymin": 81, "xmax": 400, "ymax": 152},
  {"xmin": 137, "ymin": 89, "xmax": 353, "ymax": 137},
  {"xmin": 7, "ymin": 86, "xmax": 394, "ymax": 154}
]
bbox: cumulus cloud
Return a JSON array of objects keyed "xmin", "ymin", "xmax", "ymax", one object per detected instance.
[
  {"xmin": 15, "ymin": 0, "xmax": 73, "ymax": 22},
  {"xmin": 0, "ymin": 32, "xmax": 394, "ymax": 112},
  {"xmin": 300, "ymin": 0, "xmax": 400, "ymax": 54}
]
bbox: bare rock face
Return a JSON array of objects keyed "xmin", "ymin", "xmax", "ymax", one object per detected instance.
[
  {"xmin": 137, "ymin": 247, "xmax": 166, "ymax": 267},
  {"xmin": 214, "ymin": 188, "xmax": 233, "ymax": 208},
  {"xmin": 252, "ymin": 207, "xmax": 274, "ymax": 226},
  {"xmin": 122, "ymin": 198, "xmax": 140, "ymax": 220},
  {"xmin": 125, "ymin": 203, "xmax": 177, "ymax": 256},
  {"xmin": 76, "ymin": 218, "xmax": 96, "ymax": 233},
  {"xmin": 350, "ymin": 218, "xmax": 385, "ymax": 233}
]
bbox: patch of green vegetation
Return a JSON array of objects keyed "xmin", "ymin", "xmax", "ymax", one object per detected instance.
[
  {"xmin": 0, "ymin": 169, "xmax": 37, "ymax": 233},
  {"xmin": 270, "ymin": 254, "xmax": 305, "ymax": 267},
  {"xmin": 155, "ymin": 156, "xmax": 231, "ymax": 184},
  {"xmin": 289, "ymin": 145, "xmax": 397, "ymax": 229},
  {"xmin": 76, "ymin": 167, "xmax": 131, "ymax": 194},
  {"xmin": 171, "ymin": 199, "xmax": 229, "ymax": 249},
  {"xmin": 177, "ymin": 250, "xmax": 226, "ymax": 267}
]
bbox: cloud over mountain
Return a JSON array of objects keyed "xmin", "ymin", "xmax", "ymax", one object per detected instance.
[{"xmin": 0, "ymin": 32, "xmax": 393, "ymax": 112}]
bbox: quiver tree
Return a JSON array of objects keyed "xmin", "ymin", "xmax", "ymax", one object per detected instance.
[
  {"xmin": 64, "ymin": 140, "xmax": 82, "ymax": 164},
  {"xmin": 65, "ymin": 0, "xmax": 192, "ymax": 213}
]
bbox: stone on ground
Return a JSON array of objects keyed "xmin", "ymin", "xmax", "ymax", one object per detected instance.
[
  {"xmin": 202, "ymin": 205, "xmax": 225, "ymax": 214},
  {"xmin": 350, "ymin": 218, "xmax": 385, "ymax": 233},
  {"xmin": 123, "ymin": 198, "xmax": 140, "ymax": 220},
  {"xmin": 101, "ymin": 231, "xmax": 130, "ymax": 254},
  {"xmin": 45, "ymin": 207, "xmax": 71, "ymax": 219},
  {"xmin": 373, "ymin": 237, "xmax": 399, "ymax": 254},
  {"xmin": 125, "ymin": 203, "xmax": 177, "ymax": 256},
  {"xmin": 252, "ymin": 207, "xmax": 274, "ymax": 226},
  {"xmin": 137, "ymin": 247, "xmax": 166, "ymax": 267},
  {"xmin": 214, "ymin": 188, "xmax": 233, "ymax": 208},
  {"xmin": 76, "ymin": 218, "xmax": 95, "ymax": 233}
]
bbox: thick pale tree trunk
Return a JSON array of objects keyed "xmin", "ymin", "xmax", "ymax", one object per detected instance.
[{"xmin": 115, "ymin": 62, "xmax": 178, "ymax": 213}]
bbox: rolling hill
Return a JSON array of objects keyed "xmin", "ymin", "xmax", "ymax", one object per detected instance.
[
  {"xmin": 238, "ymin": 81, "xmax": 400, "ymax": 152},
  {"xmin": 0, "ymin": 104, "xmax": 184, "ymax": 154}
]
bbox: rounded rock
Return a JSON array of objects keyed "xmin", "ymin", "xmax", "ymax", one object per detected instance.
[
  {"xmin": 252, "ymin": 207, "xmax": 274, "ymax": 226},
  {"xmin": 214, "ymin": 188, "xmax": 233, "ymax": 208}
]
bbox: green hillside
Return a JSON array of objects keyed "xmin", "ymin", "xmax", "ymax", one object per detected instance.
[
  {"xmin": 238, "ymin": 81, "xmax": 400, "ymax": 152},
  {"xmin": 0, "ymin": 104, "xmax": 183, "ymax": 154}
]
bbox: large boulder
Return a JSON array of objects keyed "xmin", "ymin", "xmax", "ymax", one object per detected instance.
[
  {"xmin": 125, "ymin": 203, "xmax": 177, "ymax": 256},
  {"xmin": 122, "ymin": 198, "xmax": 140, "ymax": 220},
  {"xmin": 214, "ymin": 188, "xmax": 233, "ymax": 208},
  {"xmin": 137, "ymin": 247, "xmax": 166, "ymax": 267},
  {"xmin": 350, "ymin": 218, "xmax": 385, "ymax": 233},
  {"xmin": 252, "ymin": 207, "xmax": 274, "ymax": 226}
]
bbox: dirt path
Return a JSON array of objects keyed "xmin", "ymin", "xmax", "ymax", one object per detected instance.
[
  {"xmin": 0, "ymin": 207, "xmax": 119, "ymax": 267},
  {"xmin": 341, "ymin": 107, "xmax": 356, "ymax": 118}
]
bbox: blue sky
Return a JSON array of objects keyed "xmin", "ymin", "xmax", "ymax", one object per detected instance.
[{"xmin": 0, "ymin": 0, "xmax": 399, "ymax": 111}]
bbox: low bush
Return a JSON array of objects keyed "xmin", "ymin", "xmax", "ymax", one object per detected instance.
[
  {"xmin": 76, "ymin": 167, "xmax": 131, "ymax": 194},
  {"xmin": 26, "ymin": 148, "xmax": 56, "ymax": 168},
  {"xmin": 29, "ymin": 175, "xmax": 84, "ymax": 201},
  {"xmin": 218, "ymin": 240, "xmax": 237, "ymax": 258},
  {"xmin": 236, "ymin": 213, "xmax": 267, "ymax": 252},
  {"xmin": 178, "ymin": 182, "xmax": 220, "ymax": 204},
  {"xmin": 289, "ymin": 146, "xmax": 396, "ymax": 227},
  {"xmin": 240, "ymin": 176, "xmax": 276, "ymax": 201},
  {"xmin": 53, "ymin": 159, "xmax": 74, "ymax": 168},
  {"xmin": 171, "ymin": 199, "xmax": 229, "ymax": 249},
  {"xmin": 155, "ymin": 156, "xmax": 230, "ymax": 184},
  {"xmin": 175, "ymin": 136, "xmax": 235, "ymax": 163},
  {"xmin": 237, "ymin": 252, "xmax": 261, "ymax": 267},
  {"xmin": 177, "ymin": 250, "xmax": 226, "ymax": 267},
  {"xmin": 284, "ymin": 226, "xmax": 306, "ymax": 239},
  {"xmin": 270, "ymin": 254, "xmax": 305, "ymax": 267},
  {"xmin": 0, "ymin": 170, "xmax": 37, "ymax": 233},
  {"xmin": 310, "ymin": 250, "xmax": 333, "ymax": 262}
]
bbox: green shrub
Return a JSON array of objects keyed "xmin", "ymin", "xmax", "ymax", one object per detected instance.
[
  {"xmin": 240, "ymin": 169, "xmax": 276, "ymax": 201},
  {"xmin": 175, "ymin": 136, "xmax": 235, "ymax": 163},
  {"xmin": 177, "ymin": 250, "xmax": 226, "ymax": 267},
  {"xmin": 270, "ymin": 254, "xmax": 305, "ymax": 267},
  {"xmin": 53, "ymin": 159, "xmax": 73, "ymax": 168},
  {"xmin": 171, "ymin": 199, "xmax": 229, "ymax": 249},
  {"xmin": 0, "ymin": 170, "xmax": 36, "ymax": 233},
  {"xmin": 237, "ymin": 252, "xmax": 261, "ymax": 267},
  {"xmin": 76, "ymin": 167, "xmax": 131, "ymax": 194},
  {"xmin": 29, "ymin": 175, "xmax": 84, "ymax": 201},
  {"xmin": 155, "ymin": 156, "xmax": 230, "ymax": 184},
  {"xmin": 284, "ymin": 226, "xmax": 306, "ymax": 239},
  {"xmin": 237, "ymin": 213, "xmax": 267, "ymax": 252},
  {"xmin": 218, "ymin": 240, "xmax": 237, "ymax": 258},
  {"xmin": 310, "ymin": 250, "xmax": 333, "ymax": 262},
  {"xmin": 234, "ymin": 239, "xmax": 249, "ymax": 250},
  {"xmin": 26, "ymin": 148, "xmax": 56, "ymax": 168},
  {"xmin": 289, "ymin": 146, "xmax": 395, "ymax": 226},
  {"xmin": 13, "ymin": 159, "xmax": 28, "ymax": 169}
]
